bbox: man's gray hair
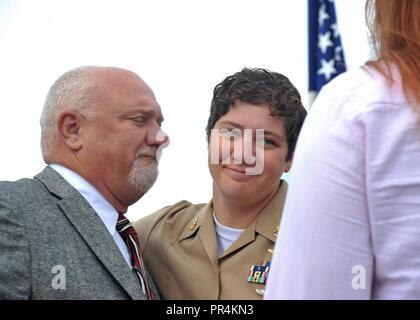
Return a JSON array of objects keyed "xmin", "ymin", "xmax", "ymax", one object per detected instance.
[{"xmin": 40, "ymin": 66, "xmax": 98, "ymax": 161}]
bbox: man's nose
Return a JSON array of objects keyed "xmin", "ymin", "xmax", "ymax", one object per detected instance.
[{"xmin": 146, "ymin": 127, "xmax": 170, "ymax": 149}]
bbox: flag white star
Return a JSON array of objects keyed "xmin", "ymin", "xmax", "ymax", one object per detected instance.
[
  {"xmin": 318, "ymin": 31, "xmax": 333, "ymax": 54},
  {"xmin": 318, "ymin": 3, "xmax": 330, "ymax": 27},
  {"xmin": 335, "ymin": 46, "xmax": 343, "ymax": 61},
  {"xmin": 331, "ymin": 23, "xmax": 340, "ymax": 38},
  {"xmin": 317, "ymin": 59, "xmax": 336, "ymax": 81}
]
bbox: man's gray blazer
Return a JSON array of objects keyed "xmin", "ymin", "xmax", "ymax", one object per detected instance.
[{"xmin": 0, "ymin": 166, "xmax": 159, "ymax": 300}]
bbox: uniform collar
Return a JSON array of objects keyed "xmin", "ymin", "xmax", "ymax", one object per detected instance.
[
  {"xmin": 255, "ymin": 180, "xmax": 288, "ymax": 242},
  {"xmin": 178, "ymin": 180, "xmax": 288, "ymax": 258}
]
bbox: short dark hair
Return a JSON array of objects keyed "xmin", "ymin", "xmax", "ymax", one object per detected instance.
[{"xmin": 206, "ymin": 68, "xmax": 307, "ymax": 160}]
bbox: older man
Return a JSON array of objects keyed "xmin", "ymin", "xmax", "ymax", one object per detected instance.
[{"xmin": 0, "ymin": 66, "xmax": 167, "ymax": 299}]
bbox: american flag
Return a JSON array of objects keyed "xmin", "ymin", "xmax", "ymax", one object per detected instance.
[{"xmin": 308, "ymin": 0, "xmax": 347, "ymax": 106}]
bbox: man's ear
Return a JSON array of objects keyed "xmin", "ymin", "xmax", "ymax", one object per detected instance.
[{"xmin": 57, "ymin": 111, "xmax": 83, "ymax": 151}]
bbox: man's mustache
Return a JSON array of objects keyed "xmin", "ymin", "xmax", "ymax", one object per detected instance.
[{"xmin": 136, "ymin": 147, "xmax": 158, "ymax": 159}]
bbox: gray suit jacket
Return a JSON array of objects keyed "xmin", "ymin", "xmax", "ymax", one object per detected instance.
[{"xmin": 0, "ymin": 166, "xmax": 159, "ymax": 300}]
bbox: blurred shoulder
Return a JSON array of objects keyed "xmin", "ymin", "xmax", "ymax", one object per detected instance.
[
  {"xmin": 318, "ymin": 66, "xmax": 407, "ymax": 111},
  {"xmin": 309, "ymin": 66, "xmax": 408, "ymax": 128},
  {"xmin": 316, "ymin": 68, "xmax": 374, "ymax": 107}
]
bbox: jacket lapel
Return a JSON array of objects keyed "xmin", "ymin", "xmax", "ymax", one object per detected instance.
[
  {"xmin": 58, "ymin": 198, "xmax": 143, "ymax": 299},
  {"xmin": 255, "ymin": 180, "xmax": 288, "ymax": 243},
  {"xmin": 178, "ymin": 202, "xmax": 219, "ymax": 272},
  {"xmin": 197, "ymin": 204, "xmax": 219, "ymax": 272},
  {"xmin": 35, "ymin": 166, "xmax": 144, "ymax": 300}
]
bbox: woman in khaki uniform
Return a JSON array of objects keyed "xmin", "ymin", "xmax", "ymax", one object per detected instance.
[{"xmin": 134, "ymin": 68, "xmax": 307, "ymax": 299}]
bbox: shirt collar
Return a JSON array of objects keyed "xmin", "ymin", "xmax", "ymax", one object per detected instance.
[
  {"xmin": 49, "ymin": 163, "xmax": 119, "ymax": 236},
  {"xmin": 178, "ymin": 180, "xmax": 288, "ymax": 244},
  {"xmin": 212, "ymin": 211, "xmax": 245, "ymax": 240}
]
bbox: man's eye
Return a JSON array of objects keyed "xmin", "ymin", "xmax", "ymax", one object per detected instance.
[{"xmin": 132, "ymin": 117, "xmax": 145, "ymax": 124}]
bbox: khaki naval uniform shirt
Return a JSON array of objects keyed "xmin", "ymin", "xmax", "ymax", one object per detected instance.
[{"xmin": 134, "ymin": 181, "xmax": 288, "ymax": 300}]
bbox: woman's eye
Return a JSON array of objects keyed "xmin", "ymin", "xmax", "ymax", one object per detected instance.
[
  {"xmin": 264, "ymin": 139, "xmax": 276, "ymax": 145},
  {"xmin": 220, "ymin": 128, "xmax": 241, "ymax": 138},
  {"xmin": 255, "ymin": 137, "xmax": 276, "ymax": 146}
]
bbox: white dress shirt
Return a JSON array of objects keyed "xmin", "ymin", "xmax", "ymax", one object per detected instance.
[
  {"xmin": 50, "ymin": 163, "xmax": 132, "ymax": 267},
  {"xmin": 264, "ymin": 66, "xmax": 420, "ymax": 299}
]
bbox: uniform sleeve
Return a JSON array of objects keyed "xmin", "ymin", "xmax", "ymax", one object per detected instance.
[
  {"xmin": 264, "ymin": 84, "xmax": 374, "ymax": 299},
  {"xmin": 133, "ymin": 210, "xmax": 161, "ymax": 250},
  {"xmin": 0, "ymin": 205, "xmax": 31, "ymax": 299}
]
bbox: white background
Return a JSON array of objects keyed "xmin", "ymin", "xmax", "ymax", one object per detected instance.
[{"xmin": 0, "ymin": 0, "xmax": 370, "ymax": 220}]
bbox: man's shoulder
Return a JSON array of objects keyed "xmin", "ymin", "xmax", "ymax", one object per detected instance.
[
  {"xmin": 0, "ymin": 170, "xmax": 67, "ymax": 226},
  {"xmin": 0, "ymin": 177, "xmax": 43, "ymax": 205},
  {"xmin": 134, "ymin": 200, "xmax": 207, "ymax": 247},
  {"xmin": 0, "ymin": 177, "xmax": 44, "ymax": 227}
]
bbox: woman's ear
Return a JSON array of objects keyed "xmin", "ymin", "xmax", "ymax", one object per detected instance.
[{"xmin": 284, "ymin": 158, "xmax": 292, "ymax": 173}]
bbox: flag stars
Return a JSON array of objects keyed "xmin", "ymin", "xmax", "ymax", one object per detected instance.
[
  {"xmin": 310, "ymin": 0, "xmax": 347, "ymax": 97},
  {"xmin": 317, "ymin": 59, "xmax": 337, "ymax": 81},
  {"xmin": 335, "ymin": 46, "xmax": 343, "ymax": 61},
  {"xmin": 318, "ymin": 3, "xmax": 330, "ymax": 27},
  {"xmin": 331, "ymin": 23, "xmax": 340, "ymax": 38},
  {"xmin": 318, "ymin": 31, "xmax": 333, "ymax": 54}
]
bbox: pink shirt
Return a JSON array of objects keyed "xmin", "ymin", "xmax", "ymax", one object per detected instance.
[{"xmin": 265, "ymin": 66, "xmax": 420, "ymax": 299}]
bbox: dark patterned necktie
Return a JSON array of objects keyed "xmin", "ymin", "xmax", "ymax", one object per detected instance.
[{"xmin": 116, "ymin": 213, "xmax": 155, "ymax": 300}]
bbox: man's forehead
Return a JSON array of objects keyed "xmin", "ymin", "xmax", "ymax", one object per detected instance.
[
  {"xmin": 90, "ymin": 67, "xmax": 152, "ymax": 95},
  {"xmin": 92, "ymin": 69, "xmax": 160, "ymax": 109}
]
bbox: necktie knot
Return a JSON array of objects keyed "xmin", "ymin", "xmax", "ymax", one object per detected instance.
[{"xmin": 116, "ymin": 214, "xmax": 137, "ymax": 238}]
